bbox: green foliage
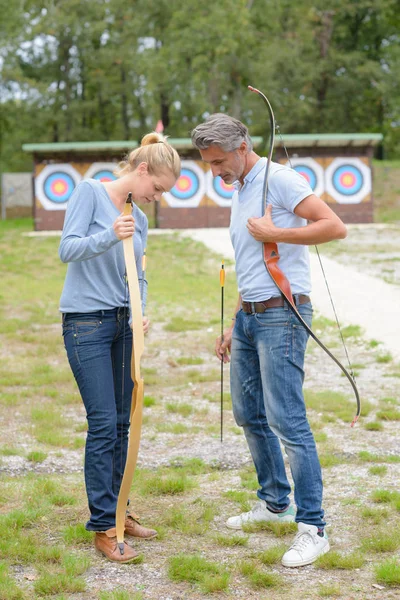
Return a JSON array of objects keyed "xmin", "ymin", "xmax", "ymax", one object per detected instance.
[{"xmin": 2, "ymin": 0, "xmax": 400, "ymax": 173}]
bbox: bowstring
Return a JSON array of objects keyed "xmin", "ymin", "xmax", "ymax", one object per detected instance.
[{"xmin": 276, "ymin": 124, "xmax": 357, "ymax": 382}]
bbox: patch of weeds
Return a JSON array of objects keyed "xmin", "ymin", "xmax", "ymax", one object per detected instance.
[
  {"xmin": 141, "ymin": 367, "xmax": 159, "ymax": 386},
  {"xmin": 369, "ymin": 465, "xmax": 388, "ymax": 476},
  {"xmin": 0, "ymin": 562, "xmax": 26, "ymax": 599},
  {"xmin": 0, "ymin": 446, "xmax": 23, "ymax": 457},
  {"xmin": 168, "ymin": 553, "xmax": 230, "ymax": 593},
  {"xmin": 99, "ymin": 591, "xmax": 143, "ymax": 600},
  {"xmin": 169, "ymin": 457, "xmax": 210, "ymax": 476},
  {"xmin": 257, "ymin": 544, "xmax": 286, "ymax": 565},
  {"xmin": 238, "ymin": 560, "xmax": 283, "ymax": 589},
  {"xmin": 361, "ymin": 506, "xmax": 389, "ymax": 524},
  {"xmin": 364, "ymin": 421, "xmax": 383, "ymax": 431},
  {"xmin": 165, "ymin": 318, "xmax": 209, "ymax": 332},
  {"xmin": 361, "ymin": 529, "xmax": 400, "ymax": 553},
  {"xmin": 62, "ymin": 553, "xmax": 91, "ymax": 576},
  {"xmin": 318, "ymin": 583, "xmax": 342, "ymax": 597},
  {"xmin": 0, "ymin": 392, "xmax": 21, "ymax": 406},
  {"xmin": 223, "ymin": 490, "xmax": 251, "ymax": 512},
  {"xmin": 319, "ymin": 452, "xmax": 348, "ymax": 468},
  {"xmin": 239, "ymin": 468, "xmax": 259, "ymax": 491},
  {"xmin": 187, "ymin": 368, "xmax": 220, "ymax": 384},
  {"xmin": 155, "ymin": 422, "xmax": 195, "ymax": 434},
  {"xmin": 62, "ymin": 524, "xmax": 93, "ymax": 545},
  {"xmin": 305, "ymin": 389, "xmax": 371, "ymax": 422},
  {"xmin": 371, "ymin": 489, "xmax": 400, "ymax": 505},
  {"xmin": 177, "ymin": 356, "xmax": 204, "ymax": 365},
  {"xmin": 203, "ymin": 391, "xmax": 232, "ymax": 406},
  {"xmin": 377, "ymin": 408, "xmax": 400, "ymax": 421},
  {"xmin": 243, "ymin": 521, "xmax": 297, "ymax": 537},
  {"xmin": 137, "ymin": 470, "xmax": 196, "ymax": 496},
  {"xmin": 358, "ymin": 451, "xmax": 400, "ymax": 464},
  {"xmin": 34, "ymin": 569, "xmax": 86, "ymax": 596},
  {"xmin": 368, "ymin": 339, "xmax": 381, "ymax": 348},
  {"xmin": 143, "ymin": 395, "xmax": 156, "ymax": 407},
  {"xmin": 376, "ymin": 352, "xmax": 393, "ymax": 363},
  {"xmin": 231, "ymin": 426, "xmax": 244, "ymax": 435},
  {"xmin": 50, "ymin": 493, "xmax": 77, "ymax": 507},
  {"xmin": 314, "ymin": 431, "xmax": 328, "ymax": 443},
  {"xmin": 166, "ymin": 402, "xmax": 194, "ymax": 416},
  {"xmin": 375, "ymin": 558, "xmax": 400, "ymax": 587},
  {"xmin": 27, "ymin": 450, "xmax": 47, "ymax": 463},
  {"xmin": 316, "ymin": 551, "xmax": 365, "ymax": 569},
  {"xmin": 213, "ymin": 533, "xmax": 248, "ymax": 547},
  {"xmin": 341, "ymin": 325, "xmax": 363, "ymax": 339},
  {"xmin": 0, "ymin": 508, "xmax": 45, "ymax": 532}
]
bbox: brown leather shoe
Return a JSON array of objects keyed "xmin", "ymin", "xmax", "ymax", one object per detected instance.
[
  {"xmin": 125, "ymin": 513, "xmax": 157, "ymax": 540},
  {"xmin": 94, "ymin": 527, "xmax": 140, "ymax": 563}
]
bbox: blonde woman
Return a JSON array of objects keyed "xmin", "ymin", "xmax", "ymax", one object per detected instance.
[{"xmin": 59, "ymin": 133, "xmax": 180, "ymax": 562}]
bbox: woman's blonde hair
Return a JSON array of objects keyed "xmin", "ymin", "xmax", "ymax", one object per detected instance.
[{"xmin": 115, "ymin": 132, "xmax": 181, "ymax": 179}]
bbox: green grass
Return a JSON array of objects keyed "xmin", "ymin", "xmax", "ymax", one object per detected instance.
[
  {"xmin": 238, "ymin": 560, "xmax": 283, "ymax": 589},
  {"xmin": 361, "ymin": 529, "xmax": 400, "ymax": 553},
  {"xmin": 27, "ymin": 450, "xmax": 47, "ymax": 463},
  {"xmin": 168, "ymin": 553, "xmax": 230, "ymax": 593},
  {"xmin": 213, "ymin": 533, "xmax": 248, "ymax": 547},
  {"xmin": 317, "ymin": 583, "xmax": 342, "ymax": 597},
  {"xmin": 304, "ymin": 389, "xmax": 371, "ymax": 423},
  {"xmin": 99, "ymin": 591, "xmax": 143, "ymax": 600},
  {"xmin": 1, "ymin": 221, "xmax": 399, "ymax": 598},
  {"xmin": 177, "ymin": 356, "xmax": 204, "ymax": 365},
  {"xmin": 316, "ymin": 551, "xmax": 365, "ymax": 569},
  {"xmin": 375, "ymin": 558, "xmax": 400, "ymax": 587}
]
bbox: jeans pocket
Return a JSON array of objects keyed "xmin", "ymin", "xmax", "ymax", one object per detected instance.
[
  {"xmin": 290, "ymin": 323, "xmax": 310, "ymax": 369},
  {"xmin": 74, "ymin": 321, "xmax": 101, "ymax": 338},
  {"xmin": 254, "ymin": 309, "xmax": 289, "ymax": 328}
]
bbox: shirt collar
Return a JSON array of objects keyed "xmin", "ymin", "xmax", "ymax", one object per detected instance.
[{"xmin": 233, "ymin": 157, "xmax": 267, "ymax": 191}]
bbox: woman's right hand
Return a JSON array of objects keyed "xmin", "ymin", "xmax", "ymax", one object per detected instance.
[{"xmin": 113, "ymin": 213, "xmax": 135, "ymax": 240}]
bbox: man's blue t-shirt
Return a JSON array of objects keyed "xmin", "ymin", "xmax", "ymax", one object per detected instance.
[{"xmin": 230, "ymin": 158, "xmax": 313, "ymax": 302}]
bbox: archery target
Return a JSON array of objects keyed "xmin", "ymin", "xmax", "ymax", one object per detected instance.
[
  {"xmin": 35, "ymin": 164, "xmax": 81, "ymax": 210},
  {"xmin": 84, "ymin": 162, "xmax": 117, "ymax": 182},
  {"xmin": 285, "ymin": 158, "xmax": 324, "ymax": 197},
  {"xmin": 164, "ymin": 161, "xmax": 206, "ymax": 208},
  {"xmin": 206, "ymin": 171, "xmax": 235, "ymax": 207},
  {"xmin": 325, "ymin": 158, "xmax": 371, "ymax": 204}
]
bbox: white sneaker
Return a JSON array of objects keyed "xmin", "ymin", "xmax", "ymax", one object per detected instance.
[
  {"xmin": 281, "ymin": 522, "xmax": 330, "ymax": 567},
  {"xmin": 226, "ymin": 500, "xmax": 296, "ymax": 530}
]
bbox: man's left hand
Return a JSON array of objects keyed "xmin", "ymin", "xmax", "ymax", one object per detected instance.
[{"xmin": 247, "ymin": 205, "xmax": 280, "ymax": 242}]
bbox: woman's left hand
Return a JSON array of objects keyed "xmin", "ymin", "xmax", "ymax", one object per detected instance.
[{"xmin": 142, "ymin": 316, "xmax": 150, "ymax": 334}]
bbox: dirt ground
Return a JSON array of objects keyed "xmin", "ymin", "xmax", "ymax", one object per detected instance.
[{"xmin": 2, "ymin": 225, "xmax": 400, "ymax": 600}]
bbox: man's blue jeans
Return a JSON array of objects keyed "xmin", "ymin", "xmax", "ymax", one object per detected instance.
[
  {"xmin": 62, "ymin": 308, "xmax": 133, "ymax": 531},
  {"xmin": 230, "ymin": 302, "xmax": 325, "ymax": 528}
]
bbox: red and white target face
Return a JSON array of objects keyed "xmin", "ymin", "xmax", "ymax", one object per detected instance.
[
  {"xmin": 285, "ymin": 158, "xmax": 324, "ymax": 198},
  {"xmin": 35, "ymin": 164, "xmax": 81, "ymax": 210},
  {"xmin": 164, "ymin": 161, "xmax": 206, "ymax": 207},
  {"xmin": 84, "ymin": 163, "xmax": 118, "ymax": 182},
  {"xmin": 325, "ymin": 158, "xmax": 371, "ymax": 204},
  {"xmin": 206, "ymin": 170, "xmax": 235, "ymax": 207}
]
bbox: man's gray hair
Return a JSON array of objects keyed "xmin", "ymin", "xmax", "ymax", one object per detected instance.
[{"xmin": 191, "ymin": 113, "xmax": 253, "ymax": 153}]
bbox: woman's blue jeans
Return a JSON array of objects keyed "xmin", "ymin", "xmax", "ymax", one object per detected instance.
[
  {"xmin": 230, "ymin": 302, "xmax": 325, "ymax": 528},
  {"xmin": 62, "ymin": 308, "xmax": 133, "ymax": 531}
]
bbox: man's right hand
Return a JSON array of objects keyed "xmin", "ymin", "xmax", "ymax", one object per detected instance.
[{"xmin": 215, "ymin": 326, "xmax": 234, "ymax": 364}]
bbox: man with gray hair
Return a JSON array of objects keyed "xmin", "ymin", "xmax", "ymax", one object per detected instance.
[{"xmin": 191, "ymin": 114, "xmax": 347, "ymax": 568}]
